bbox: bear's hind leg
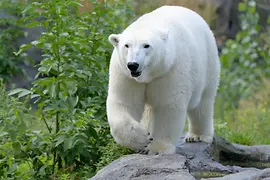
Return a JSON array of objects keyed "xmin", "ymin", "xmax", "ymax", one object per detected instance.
[{"xmin": 185, "ymin": 94, "xmax": 215, "ymax": 143}]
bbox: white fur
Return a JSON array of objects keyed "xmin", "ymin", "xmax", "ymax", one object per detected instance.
[{"xmin": 106, "ymin": 6, "xmax": 220, "ymax": 155}]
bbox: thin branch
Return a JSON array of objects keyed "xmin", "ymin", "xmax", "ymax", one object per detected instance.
[{"xmin": 42, "ymin": 114, "xmax": 52, "ymax": 133}]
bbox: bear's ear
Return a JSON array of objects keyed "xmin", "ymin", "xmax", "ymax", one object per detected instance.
[
  {"xmin": 159, "ymin": 29, "xmax": 169, "ymax": 41},
  {"xmin": 108, "ymin": 34, "xmax": 121, "ymax": 47}
]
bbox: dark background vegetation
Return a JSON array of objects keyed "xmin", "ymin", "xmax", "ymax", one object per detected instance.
[{"xmin": 0, "ymin": 0, "xmax": 269, "ymax": 179}]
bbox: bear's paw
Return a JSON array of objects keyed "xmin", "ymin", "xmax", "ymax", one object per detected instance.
[{"xmin": 137, "ymin": 139, "xmax": 176, "ymax": 155}]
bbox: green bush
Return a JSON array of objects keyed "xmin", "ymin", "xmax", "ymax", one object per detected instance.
[
  {"xmin": 214, "ymin": 0, "xmax": 270, "ymax": 146},
  {"xmin": 0, "ymin": 78, "xmax": 34, "ymax": 179},
  {"xmin": 218, "ymin": 0, "xmax": 270, "ymax": 110},
  {"xmin": 1, "ymin": 0, "xmax": 135, "ymax": 179}
]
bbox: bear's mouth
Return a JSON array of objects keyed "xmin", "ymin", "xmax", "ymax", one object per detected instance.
[{"xmin": 131, "ymin": 71, "xmax": 141, "ymax": 77}]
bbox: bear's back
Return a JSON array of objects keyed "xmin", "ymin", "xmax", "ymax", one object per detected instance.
[{"xmin": 127, "ymin": 6, "xmax": 210, "ymax": 34}]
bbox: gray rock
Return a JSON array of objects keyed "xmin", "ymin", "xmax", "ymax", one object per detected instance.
[
  {"xmin": 91, "ymin": 154, "xmax": 195, "ymax": 180},
  {"xmin": 90, "ymin": 135, "xmax": 270, "ymax": 180},
  {"xmin": 233, "ymin": 144, "xmax": 270, "ymax": 162},
  {"xmin": 204, "ymin": 168, "xmax": 270, "ymax": 180}
]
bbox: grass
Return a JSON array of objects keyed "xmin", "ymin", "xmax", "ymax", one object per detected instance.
[{"xmin": 214, "ymin": 78, "xmax": 270, "ymax": 145}]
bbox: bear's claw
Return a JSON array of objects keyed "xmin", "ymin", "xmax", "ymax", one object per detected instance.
[
  {"xmin": 135, "ymin": 132, "xmax": 153, "ymax": 153},
  {"xmin": 185, "ymin": 133, "xmax": 213, "ymax": 143},
  {"xmin": 185, "ymin": 136, "xmax": 201, "ymax": 142},
  {"xmin": 147, "ymin": 133, "xmax": 154, "ymax": 142},
  {"xmin": 137, "ymin": 149, "xmax": 149, "ymax": 154}
]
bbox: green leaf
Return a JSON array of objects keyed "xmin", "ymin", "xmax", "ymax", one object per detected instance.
[
  {"xmin": 18, "ymin": 89, "xmax": 32, "ymax": 98},
  {"xmin": 31, "ymin": 94, "xmax": 40, "ymax": 99},
  {"xmin": 18, "ymin": 121, "xmax": 27, "ymax": 133},
  {"xmin": 38, "ymin": 165, "xmax": 47, "ymax": 176},
  {"xmin": 70, "ymin": 1, "xmax": 83, "ymax": 7},
  {"xmin": 54, "ymin": 134, "xmax": 67, "ymax": 147},
  {"xmin": 31, "ymin": 40, "xmax": 41, "ymax": 46},
  {"xmin": 8, "ymin": 88, "xmax": 24, "ymax": 96},
  {"xmin": 67, "ymin": 96, "xmax": 79, "ymax": 108},
  {"xmin": 49, "ymin": 83, "xmax": 56, "ymax": 98},
  {"xmin": 247, "ymin": 6, "xmax": 256, "ymax": 13},
  {"xmin": 238, "ymin": 2, "xmax": 246, "ymax": 12},
  {"xmin": 0, "ymin": 132, "xmax": 8, "ymax": 137},
  {"xmin": 12, "ymin": 142, "xmax": 21, "ymax": 152},
  {"xmin": 8, "ymin": 130, "xmax": 17, "ymax": 142},
  {"xmin": 22, "ymin": 4, "xmax": 33, "ymax": 14},
  {"xmin": 24, "ymin": 21, "xmax": 41, "ymax": 28},
  {"xmin": 14, "ymin": 43, "xmax": 33, "ymax": 56},
  {"xmin": 64, "ymin": 138, "xmax": 73, "ymax": 152},
  {"xmin": 87, "ymin": 126, "xmax": 98, "ymax": 139}
]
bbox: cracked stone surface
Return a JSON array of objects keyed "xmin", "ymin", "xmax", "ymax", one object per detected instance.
[
  {"xmin": 90, "ymin": 136, "xmax": 270, "ymax": 180},
  {"xmin": 91, "ymin": 154, "xmax": 195, "ymax": 180}
]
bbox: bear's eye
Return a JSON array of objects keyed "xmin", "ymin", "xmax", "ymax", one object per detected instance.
[
  {"xmin": 143, "ymin": 44, "xmax": 150, "ymax": 49},
  {"xmin": 125, "ymin": 44, "xmax": 129, "ymax": 48}
]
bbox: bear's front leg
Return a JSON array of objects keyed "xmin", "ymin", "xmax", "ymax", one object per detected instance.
[
  {"xmin": 107, "ymin": 98, "xmax": 153, "ymax": 151},
  {"xmin": 141, "ymin": 105, "xmax": 187, "ymax": 155}
]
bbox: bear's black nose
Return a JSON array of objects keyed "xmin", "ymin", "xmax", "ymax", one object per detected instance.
[{"xmin": 127, "ymin": 62, "xmax": 139, "ymax": 72}]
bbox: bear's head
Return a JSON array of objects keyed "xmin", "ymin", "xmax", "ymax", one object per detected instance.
[{"xmin": 108, "ymin": 28, "xmax": 171, "ymax": 83}]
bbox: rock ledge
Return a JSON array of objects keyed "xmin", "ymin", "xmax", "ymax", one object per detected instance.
[{"xmin": 90, "ymin": 136, "xmax": 270, "ymax": 180}]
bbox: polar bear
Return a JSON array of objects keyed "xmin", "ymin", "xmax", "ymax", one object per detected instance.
[{"xmin": 106, "ymin": 5, "xmax": 220, "ymax": 155}]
